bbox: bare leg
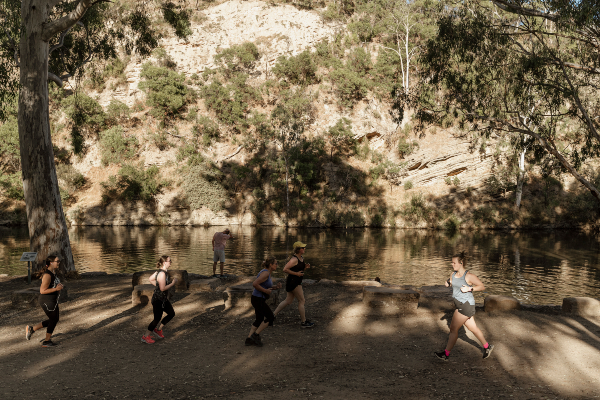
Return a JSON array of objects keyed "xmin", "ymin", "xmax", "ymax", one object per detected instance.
[
  {"xmin": 292, "ymin": 286, "xmax": 306, "ymax": 322},
  {"xmin": 220, "ymin": 262, "xmax": 224, "ymax": 276},
  {"xmin": 255, "ymin": 321, "xmax": 270, "ymax": 335},
  {"xmin": 446, "ymin": 310, "xmax": 470, "ymax": 352},
  {"xmin": 45, "ymin": 332, "xmax": 52, "ymax": 341},
  {"xmin": 248, "ymin": 325, "xmax": 258, "ymax": 338},
  {"xmin": 464, "ymin": 316, "xmax": 487, "ymax": 347},
  {"xmin": 274, "ymin": 292, "xmax": 295, "ymax": 315},
  {"xmin": 212, "ymin": 262, "xmax": 217, "ymax": 275},
  {"xmin": 32, "ymin": 322, "xmax": 43, "ymax": 332}
]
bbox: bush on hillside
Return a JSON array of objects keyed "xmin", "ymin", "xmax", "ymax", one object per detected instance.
[
  {"xmin": 62, "ymin": 93, "xmax": 106, "ymax": 154},
  {"xmin": 273, "ymin": 50, "xmax": 319, "ymax": 86},
  {"xmin": 181, "ymin": 161, "xmax": 228, "ymax": 212},
  {"xmin": 99, "ymin": 126, "xmax": 139, "ymax": 165},
  {"xmin": 0, "ymin": 172, "xmax": 24, "ymax": 200},
  {"xmin": 329, "ymin": 67, "xmax": 370, "ymax": 108},
  {"xmin": 0, "ymin": 109, "xmax": 20, "ymax": 172},
  {"xmin": 161, "ymin": 2, "xmax": 192, "ymax": 39},
  {"xmin": 326, "ymin": 118, "xmax": 354, "ymax": 159},
  {"xmin": 139, "ymin": 63, "xmax": 194, "ymax": 121},
  {"xmin": 347, "ymin": 47, "xmax": 372, "ymax": 76},
  {"xmin": 201, "ymin": 74, "xmax": 259, "ymax": 130},
  {"xmin": 192, "ymin": 116, "xmax": 220, "ymax": 146},
  {"xmin": 106, "ymin": 100, "xmax": 131, "ymax": 125},
  {"xmin": 101, "ymin": 164, "xmax": 166, "ymax": 202},
  {"xmin": 214, "ymin": 42, "xmax": 260, "ymax": 78}
]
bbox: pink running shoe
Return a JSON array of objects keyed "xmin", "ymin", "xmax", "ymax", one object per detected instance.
[
  {"xmin": 153, "ymin": 328, "xmax": 165, "ymax": 339},
  {"xmin": 141, "ymin": 335, "xmax": 155, "ymax": 344}
]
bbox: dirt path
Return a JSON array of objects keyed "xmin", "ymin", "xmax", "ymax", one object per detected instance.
[{"xmin": 1, "ymin": 275, "xmax": 599, "ymax": 399}]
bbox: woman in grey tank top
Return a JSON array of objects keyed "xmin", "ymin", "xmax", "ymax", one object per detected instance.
[{"xmin": 435, "ymin": 252, "xmax": 494, "ymax": 361}]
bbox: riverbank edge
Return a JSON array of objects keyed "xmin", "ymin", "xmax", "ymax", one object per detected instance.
[{"xmin": 2, "ymin": 272, "xmax": 569, "ymax": 314}]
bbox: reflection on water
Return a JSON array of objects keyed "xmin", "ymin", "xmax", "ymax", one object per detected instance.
[{"xmin": 2, "ymin": 226, "xmax": 600, "ymax": 305}]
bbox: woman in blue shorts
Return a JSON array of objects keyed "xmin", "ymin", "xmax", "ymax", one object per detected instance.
[{"xmin": 435, "ymin": 251, "xmax": 494, "ymax": 360}]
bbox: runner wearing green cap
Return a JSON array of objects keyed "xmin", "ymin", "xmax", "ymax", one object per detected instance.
[{"xmin": 273, "ymin": 241, "xmax": 315, "ymax": 328}]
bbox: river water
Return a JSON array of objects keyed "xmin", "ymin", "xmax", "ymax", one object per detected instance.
[{"xmin": 2, "ymin": 226, "xmax": 599, "ymax": 305}]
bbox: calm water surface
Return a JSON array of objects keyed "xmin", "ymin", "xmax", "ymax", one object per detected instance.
[{"xmin": 1, "ymin": 226, "xmax": 600, "ymax": 305}]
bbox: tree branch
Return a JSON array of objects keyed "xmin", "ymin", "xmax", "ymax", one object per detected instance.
[
  {"xmin": 48, "ymin": 71, "xmax": 64, "ymax": 87},
  {"xmin": 42, "ymin": 0, "xmax": 94, "ymax": 42},
  {"xmin": 492, "ymin": 0, "xmax": 558, "ymax": 22}
]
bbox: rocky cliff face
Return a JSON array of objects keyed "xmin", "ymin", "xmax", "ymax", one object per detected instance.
[{"xmin": 27, "ymin": 0, "xmax": 572, "ymax": 229}]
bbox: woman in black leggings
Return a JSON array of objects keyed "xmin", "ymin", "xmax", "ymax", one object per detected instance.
[
  {"xmin": 245, "ymin": 256, "xmax": 282, "ymax": 347},
  {"xmin": 141, "ymin": 255, "xmax": 178, "ymax": 344},
  {"xmin": 25, "ymin": 255, "xmax": 64, "ymax": 347}
]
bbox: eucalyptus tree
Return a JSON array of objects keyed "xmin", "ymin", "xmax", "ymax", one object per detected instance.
[
  {"xmin": 0, "ymin": 0, "xmax": 188, "ymax": 272},
  {"xmin": 415, "ymin": 0, "xmax": 600, "ymax": 204}
]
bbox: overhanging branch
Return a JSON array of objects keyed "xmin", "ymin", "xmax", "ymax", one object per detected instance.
[
  {"xmin": 492, "ymin": 0, "xmax": 558, "ymax": 22},
  {"xmin": 42, "ymin": 0, "xmax": 94, "ymax": 42}
]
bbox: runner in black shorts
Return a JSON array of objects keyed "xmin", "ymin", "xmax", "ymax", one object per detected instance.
[
  {"xmin": 245, "ymin": 256, "xmax": 282, "ymax": 347},
  {"xmin": 25, "ymin": 255, "xmax": 64, "ymax": 347},
  {"xmin": 273, "ymin": 241, "xmax": 315, "ymax": 328},
  {"xmin": 435, "ymin": 251, "xmax": 494, "ymax": 360}
]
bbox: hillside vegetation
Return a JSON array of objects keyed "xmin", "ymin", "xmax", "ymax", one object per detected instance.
[{"xmin": 1, "ymin": 0, "xmax": 599, "ymax": 230}]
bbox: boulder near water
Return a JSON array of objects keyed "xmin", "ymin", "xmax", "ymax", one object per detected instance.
[
  {"xmin": 484, "ymin": 295, "xmax": 521, "ymax": 313},
  {"xmin": 562, "ymin": 297, "xmax": 600, "ymax": 317}
]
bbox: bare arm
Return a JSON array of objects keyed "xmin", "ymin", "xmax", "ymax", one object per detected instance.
[
  {"xmin": 283, "ymin": 257, "xmax": 302, "ymax": 277},
  {"xmin": 212, "ymin": 235, "xmax": 215, "ymax": 251},
  {"xmin": 464, "ymin": 273, "xmax": 485, "ymax": 292},
  {"xmin": 39, "ymin": 273, "xmax": 62, "ymax": 295},
  {"xmin": 157, "ymin": 272, "xmax": 177, "ymax": 291}
]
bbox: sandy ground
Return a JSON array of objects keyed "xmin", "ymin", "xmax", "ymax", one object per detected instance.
[{"xmin": 1, "ymin": 275, "xmax": 600, "ymax": 399}]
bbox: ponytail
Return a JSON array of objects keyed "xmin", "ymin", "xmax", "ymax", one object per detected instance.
[
  {"xmin": 156, "ymin": 255, "xmax": 170, "ymax": 269},
  {"xmin": 261, "ymin": 256, "xmax": 277, "ymax": 269},
  {"xmin": 35, "ymin": 255, "xmax": 58, "ymax": 279},
  {"xmin": 452, "ymin": 251, "xmax": 467, "ymax": 268}
]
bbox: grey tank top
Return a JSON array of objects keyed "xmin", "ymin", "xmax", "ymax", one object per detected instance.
[{"xmin": 452, "ymin": 270, "xmax": 475, "ymax": 305}]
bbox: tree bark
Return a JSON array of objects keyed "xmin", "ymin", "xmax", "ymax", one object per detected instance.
[
  {"xmin": 515, "ymin": 149, "xmax": 525, "ymax": 209},
  {"xmin": 19, "ymin": 0, "xmax": 75, "ymax": 273}
]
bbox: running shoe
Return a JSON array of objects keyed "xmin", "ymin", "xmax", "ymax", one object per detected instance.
[
  {"xmin": 42, "ymin": 340, "xmax": 57, "ymax": 347},
  {"xmin": 434, "ymin": 351, "xmax": 449, "ymax": 361},
  {"xmin": 141, "ymin": 335, "xmax": 155, "ymax": 344},
  {"xmin": 245, "ymin": 337, "xmax": 255, "ymax": 346},
  {"xmin": 483, "ymin": 344, "xmax": 494, "ymax": 359},
  {"xmin": 153, "ymin": 328, "xmax": 165, "ymax": 339},
  {"xmin": 251, "ymin": 333, "xmax": 263, "ymax": 347},
  {"xmin": 25, "ymin": 325, "xmax": 34, "ymax": 341},
  {"xmin": 300, "ymin": 320, "xmax": 315, "ymax": 328}
]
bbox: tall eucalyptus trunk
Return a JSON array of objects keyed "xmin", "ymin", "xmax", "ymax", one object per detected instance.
[
  {"xmin": 515, "ymin": 149, "xmax": 526, "ymax": 209},
  {"xmin": 18, "ymin": 0, "xmax": 75, "ymax": 274}
]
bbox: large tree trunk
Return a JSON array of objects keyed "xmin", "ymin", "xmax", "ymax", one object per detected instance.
[{"xmin": 19, "ymin": 0, "xmax": 75, "ymax": 274}]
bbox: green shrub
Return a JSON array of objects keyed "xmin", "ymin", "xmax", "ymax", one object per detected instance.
[
  {"xmin": 339, "ymin": 209, "xmax": 365, "ymax": 227},
  {"xmin": 101, "ymin": 164, "xmax": 165, "ymax": 202},
  {"xmin": 176, "ymin": 144, "xmax": 198, "ymax": 162},
  {"xmin": 161, "ymin": 2, "xmax": 192, "ymax": 39},
  {"xmin": 327, "ymin": 117, "xmax": 354, "ymax": 158},
  {"xmin": 403, "ymin": 180, "xmax": 413, "ymax": 190},
  {"xmin": 354, "ymin": 139, "xmax": 370, "ymax": 160},
  {"xmin": 472, "ymin": 205, "xmax": 496, "ymax": 226},
  {"xmin": 329, "ymin": 67, "xmax": 370, "ymax": 108},
  {"xmin": 106, "ymin": 100, "xmax": 130, "ymax": 125},
  {"xmin": 0, "ymin": 109, "xmax": 20, "ymax": 171},
  {"xmin": 370, "ymin": 212, "xmax": 385, "ymax": 228},
  {"xmin": 397, "ymin": 136, "xmax": 418, "ymax": 158},
  {"xmin": 99, "ymin": 126, "xmax": 139, "ymax": 165},
  {"xmin": 444, "ymin": 177, "xmax": 452, "ymax": 185},
  {"xmin": 0, "ymin": 172, "xmax": 24, "ymax": 200},
  {"xmin": 347, "ymin": 47, "xmax": 372, "ymax": 76},
  {"xmin": 56, "ymin": 164, "xmax": 86, "ymax": 191},
  {"xmin": 139, "ymin": 63, "xmax": 193, "ymax": 121},
  {"xmin": 444, "ymin": 214, "xmax": 461, "ymax": 232},
  {"xmin": 147, "ymin": 130, "xmax": 171, "ymax": 150},
  {"xmin": 452, "ymin": 176, "xmax": 460, "ymax": 186},
  {"xmin": 201, "ymin": 74, "xmax": 259, "ymax": 129},
  {"xmin": 214, "ymin": 42, "xmax": 260, "ymax": 77},
  {"xmin": 181, "ymin": 162, "xmax": 228, "ymax": 212},
  {"xmin": 192, "ymin": 116, "xmax": 220, "ymax": 146},
  {"xmin": 103, "ymin": 57, "xmax": 128, "ymax": 80},
  {"xmin": 369, "ymin": 164, "xmax": 385, "ymax": 182},
  {"xmin": 153, "ymin": 47, "xmax": 177, "ymax": 69},
  {"xmin": 62, "ymin": 93, "xmax": 106, "ymax": 132},
  {"xmin": 272, "ymin": 50, "xmax": 319, "ymax": 86},
  {"xmin": 402, "ymin": 193, "xmax": 434, "ymax": 225}
]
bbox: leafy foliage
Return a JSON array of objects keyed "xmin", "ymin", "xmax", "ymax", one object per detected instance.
[
  {"xmin": 326, "ymin": 118, "xmax": 355, "ymax": 159},
  {"xmin": 201, "ymin": 74, "xmax": 259, "ymax": 130},
  {"xmin": 161, "ymin": 2, "xmax": 192, "ymax": 39},
  {"xmin": 101, "ymin": 164, "xmax": 166, "ymax": 202},
  {"xmin": 139, "ymin": 63, "xmax": 194, "ymax": 121},
  {"xmin": 99, "ymin": 126, "xmax": 139, "ymax": 165},
  {"xmin": 62, "ymin": 93, "xmax": 106, "ymax": 154},
  {"xmin": 272, "ymin": 50, "xmax": 319, "ymax": 86},
  {"xmin": 214, "ymin": 42, "xmax": 260, "ymax": 78},
  {"xmin": 181, "ymin": 161, "xmax": 228, "ymax": 212},
  {"xmin": 106, "ymin": 100, "xmax": 131, "ymax": 125},
  {"xmin": 329, "ymin": 67, "xmax": 371, "ymax": 108}
]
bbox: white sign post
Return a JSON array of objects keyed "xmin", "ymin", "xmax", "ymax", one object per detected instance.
[{"xmin": 20, "ymin": 252, "xmax": 38, "ymax": 284}]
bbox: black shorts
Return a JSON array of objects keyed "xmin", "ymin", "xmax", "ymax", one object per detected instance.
[
  {"xmin": 454, "ymin": 298, "xmax": 476, "ymax": 318},
  {"xmin": 286, "ymin": 276, "xmax": 302, "ymax": 292}
]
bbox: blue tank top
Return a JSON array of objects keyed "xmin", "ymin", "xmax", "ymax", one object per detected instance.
[
  {"xmin": 452, "ymin": 270, "xmax": 475, "ymax": 305},
  {"xmin": 251, "ymin": 269, "xmax": 273, "ymax": 298}
]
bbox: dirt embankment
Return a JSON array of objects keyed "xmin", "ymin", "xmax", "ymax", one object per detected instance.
[{"xmin": 1, "ymin": 275, "xmax": 599, "ymax": 399}]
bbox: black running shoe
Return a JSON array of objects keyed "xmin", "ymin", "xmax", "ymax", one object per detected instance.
[
  {"xmin": 245, "ymin": 337, "xmax": 255, "ymax": 346},
  {"xmin": 25, "ymin": 325, "xmax": 34, "ymax": 341},
  {"xmin": 300, "ymin": 320, "xmax": 315, "ymax": 328},
  {"xmin": 483, "ymin": 344, "xmax": 494, "ymax": 359},
  {"xmin": 251, "ymin": 333, "xmax": 263, "ymax": 347},
  {"xmin": 434, "ymin": 351, "xmax": 449, "ymax": 361},
  {"xmin": 42, "ymin": 340, "xmax": 57, "ymax": 348}
]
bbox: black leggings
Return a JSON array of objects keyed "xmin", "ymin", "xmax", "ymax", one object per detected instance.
[
  {"xmin": 39, "ymin": 299, "xmax": 60, "ymax": 335},
  {"xmin": 251, "ymin": 295, "xmax": 275, "ymax": 328},
  {"xmin": 148, "ymin": 299, "xmax": 175, "ymax": 331}
]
